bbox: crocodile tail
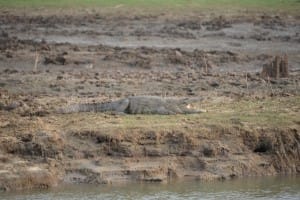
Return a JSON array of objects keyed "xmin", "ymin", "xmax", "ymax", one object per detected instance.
[{"xmin": 57, "ymin": 103, "xmax": 98, "ymax": 114}]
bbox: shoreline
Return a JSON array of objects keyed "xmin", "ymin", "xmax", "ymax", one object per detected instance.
[
  {"xmin": 0, "ymin": 5, "xmax": 299, "ymax": 192},
  {"xmin": 0, "ymin": 117, "xmax": 299, "ymax": 191}
]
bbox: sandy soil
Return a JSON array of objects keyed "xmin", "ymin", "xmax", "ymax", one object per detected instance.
[{"xmin": 0, "ymin": 10, "xmax": 299, "ymax": 191}]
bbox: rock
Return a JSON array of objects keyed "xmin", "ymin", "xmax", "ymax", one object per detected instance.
[
  {"xmin": 209, "ymin": 81, "xmax": 220, "ymax": 87},
  {"xmin": 55, "ymin": 56, "xmax": 67, "ymax": 65},
  {"xmin": 3, "ymin": 68, "xmax": 18, "ymax": 74},
  {"xmin": 169, "ymin": 49, "xmax": 187, "ymax": 65},
  {"xmin": 1, "ymin": 31, "xmax": 8, "ymax": 38},
  {"xmin": 6, "ymin": 51, "xmax": 13, "ymax": 58},
  {"xmin": 40, "ymin": 44, "xmax": 51, "ymax": 51},
  {"xmin": 44, "ymin": 55, "xmax": 67, "ymax": 65},
  {"xmin": 4, "ymin": 101, "xmax": 21, "ymax": 111},
  {"xmin": 204, "ymin": 16, "xmax": 232, "ymax": 31}
]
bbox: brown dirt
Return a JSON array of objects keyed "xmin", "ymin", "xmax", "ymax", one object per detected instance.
[{"xmin": 0, "ymin": 10, "xmax": 299, "ymax": 191}]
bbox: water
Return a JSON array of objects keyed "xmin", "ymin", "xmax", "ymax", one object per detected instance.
[{"xmin": 1, "ymin": 176, "xmax": 299, "ymax": 200}]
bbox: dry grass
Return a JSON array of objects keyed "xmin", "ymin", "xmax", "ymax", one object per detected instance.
[
  {"xmin": 47, "ymin": 96, "xmax": 300, "ymax": 134},
  {"xmin": 3, "ymin": 96, "xmax": 298, "ymax": 139}
]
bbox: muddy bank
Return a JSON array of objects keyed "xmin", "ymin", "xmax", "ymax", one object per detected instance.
[
  {"xmin": 0, "ymin": 10, "xmax": 299, "ymax": 192},
  {"xmin": 0, "ymin": 120, "xmax": 299, "ymax": 191},
  {"xmin": 0, "ymin": 35, "xmax": 299, "ymax": 101},
  {"xmin": 1, "ymin": 13, "xmax": 300, "ymax": 53}
]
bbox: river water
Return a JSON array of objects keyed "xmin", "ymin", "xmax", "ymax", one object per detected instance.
[{"xmin": 1, "ymin": 176, "xmax": 299, "ymax": 200}]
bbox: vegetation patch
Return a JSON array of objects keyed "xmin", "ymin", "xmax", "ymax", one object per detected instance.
[{"xmin": 0, "ymin": 0, "xmax": 299, "ymax": 14}]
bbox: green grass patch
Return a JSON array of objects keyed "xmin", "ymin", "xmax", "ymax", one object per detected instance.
[
  {"xmin": 55, "ymin": 96, "xmax": 300, "ymax": 133},
  {"xmin": 201, "ymin": 96, "xmax": 300, "ymax": 127},
  {"xmin": 0, "ymin": 0, "xmax": 299, "ymax": 13}
]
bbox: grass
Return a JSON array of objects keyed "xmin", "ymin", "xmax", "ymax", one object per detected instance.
[
  {"xmin": 201, "ymin": 96, "xmax": 300, "ymax": 128},
  {"xmin": 51, "ymin": 96, "xmax": 300, "ymax": 133},
  {"xmin": 3, "ymin": 96, "xmax": 298, "ymax": 138},
  {"xmin": 0, "ymin": 0, "xmax": 299, "ymax": 13}
]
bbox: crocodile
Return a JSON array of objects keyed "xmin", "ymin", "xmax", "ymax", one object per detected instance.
[{"xmin": 59, "ymin": 96, "xmax": 205, "ymax": 115}]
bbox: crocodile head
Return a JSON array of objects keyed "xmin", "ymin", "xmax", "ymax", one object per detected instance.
[
  {"xmin": 177, "ymin": 97, "xmax": 206, "ymax": 113},
  {"xmin": 185, "ymin": 103, "xmax": 207, "ymax": 113}
]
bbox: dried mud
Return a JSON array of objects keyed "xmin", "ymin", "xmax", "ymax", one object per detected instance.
[{"xmin": 0, "ymin": 11, "xmax": 299, "ymax": 191}]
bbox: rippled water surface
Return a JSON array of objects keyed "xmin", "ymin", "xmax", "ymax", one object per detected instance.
[{"xmin": 1, "ymin": 176, "xmax": 299, "ymax": 200}]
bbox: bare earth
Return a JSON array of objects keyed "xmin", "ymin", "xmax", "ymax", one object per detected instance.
[{"xmin": 0, "ymin": 10, "xmax": 299, "ymax": 191}]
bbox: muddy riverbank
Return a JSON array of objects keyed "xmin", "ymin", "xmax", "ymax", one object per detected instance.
[{"xmin": 0, "ymin": 10, "xmax": 299, "ymax": 191}]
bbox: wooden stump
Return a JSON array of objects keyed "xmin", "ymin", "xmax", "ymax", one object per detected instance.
[{"xmin": 261, "ymin": 55, "xmax": 289, "ymax": 78}]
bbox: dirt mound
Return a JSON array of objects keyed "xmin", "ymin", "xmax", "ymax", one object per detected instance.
[
  {"xmin": 261, "ymin": 55, "xmax": 289, "ymax": 78},
  {"xmin": 203, "ymin": 16, "xmax": 232, "ymax": 31},
  {"xmin": 0, "ymin": 132, "xmax": 64, "ymax": 159},
  {"xmin": 255, "ymin": 15, "xmax": 286, "ymax": 29},
  {"xmin": 177, "ymin": 20, "xmax": 202, "ymax": 30},
  {"xmin": 160, "ymin": 25, "xmax": 196, "ymax": 39}
]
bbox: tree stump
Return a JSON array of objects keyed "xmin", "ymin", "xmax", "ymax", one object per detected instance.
[{"xmin": 261, "ymin": 55, "xmax": 289, "ymax": 78}]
